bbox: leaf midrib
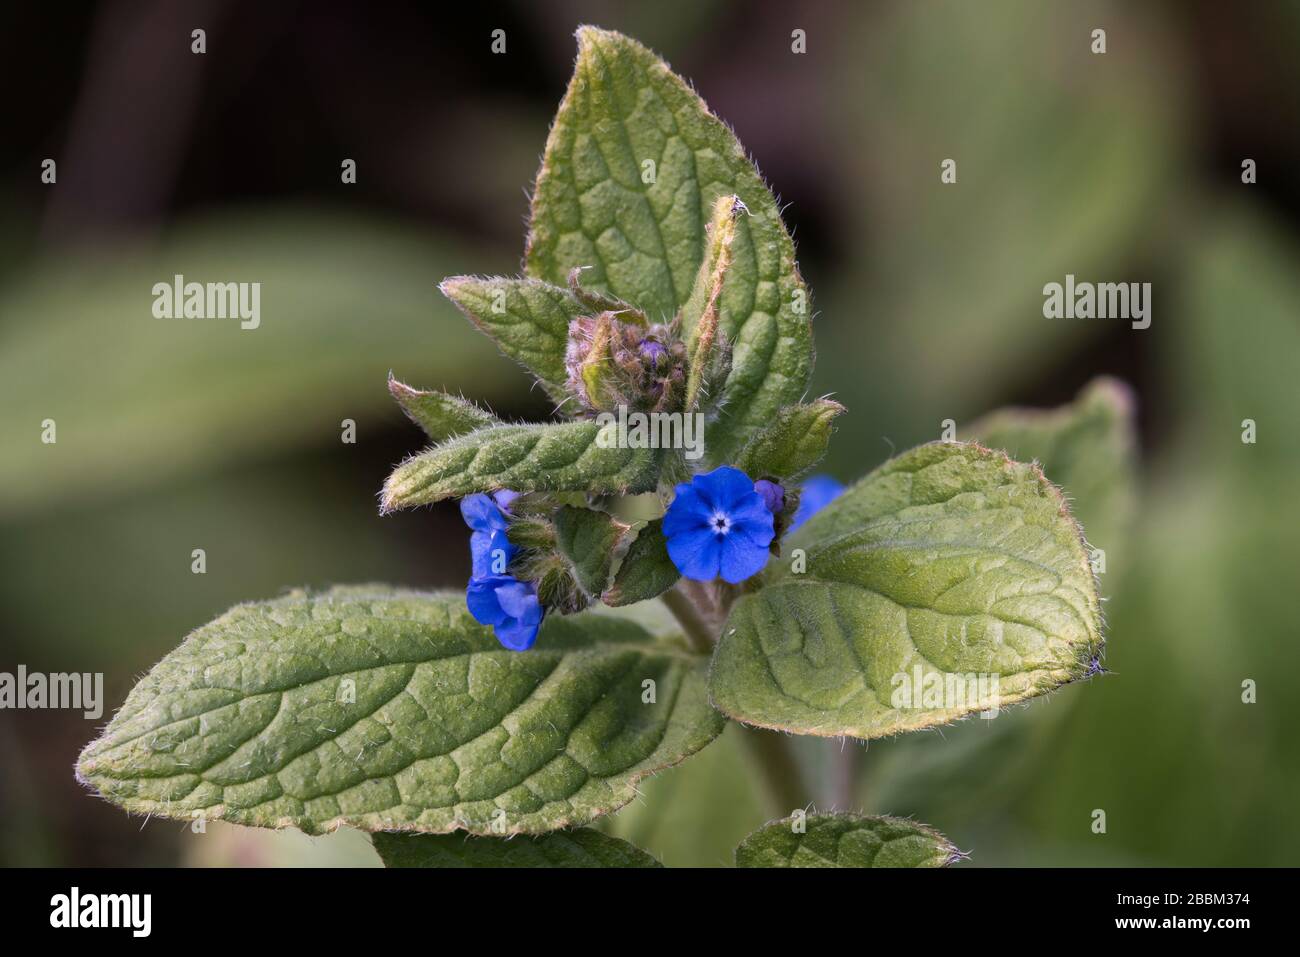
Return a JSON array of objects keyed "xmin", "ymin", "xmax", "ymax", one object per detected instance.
[{"xmin": 583, "ymin": 39, "xmax": 687, "ymax": 309}]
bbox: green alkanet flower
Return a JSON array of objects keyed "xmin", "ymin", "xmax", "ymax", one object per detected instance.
[{"xmin": 663, "ymin": 466, "xmax": 775, "ymax": 583}]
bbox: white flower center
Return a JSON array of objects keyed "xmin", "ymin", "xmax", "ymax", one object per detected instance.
[{"xmin": 710, "ymin": 511, "xmax": 732, "ymax": 535}]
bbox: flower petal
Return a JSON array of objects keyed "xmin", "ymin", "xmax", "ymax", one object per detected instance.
[
  {"xmin": 706, "ymin": 466, "xmax": 764, "ymax": 510},
  {"xmin": 494, "ymin": 579, "xmax": 539, "ymax": 620},
  {"xmin": 495, "ymin": 615, "xmax": 541, "ymax": 651},
  {"xmin": 728, "ymin": 513, "xmax": 776, "ymax": 553},
  {"xmin": 668, "ymin": 527, "xmax": 724, "ymax": 581},
  {"xmin": 718, "ymin": 534, "xmax": 771, "ymax": 583},
  {"xmin": 466, "ymin": 576, "xmax": 508, "ymax": 625},
  {"xmin": 492, "ymin": 489, "xmax": 520, "ymax": 513},
  {"xmin": 728, "ymin": 495, "xmax": 777, "ymax": 528},
  {"xmin": 460, "ymin": 493, "xmax": 509, "ymax": 534},
  {"xmin": 663, "ymin": 484, "xmax": 709, "ymax": 537}
]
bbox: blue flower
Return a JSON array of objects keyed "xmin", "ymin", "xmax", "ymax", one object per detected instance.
[
  {"xmin": 460, "ymin": 492, "xmax": 518, "ymax": 577},
  {"xmin": 663, "ymin": 466, "xmax": 775, "ymax": 583},
  {"xmin": 467, "ymin": 575, "xmax": 543, "ymax": 651},
  {"xmin": 789, "ymin": 474, "xmax": 846, "ymax": 531},
  {"xmin": 459, "ymin": 491, "xmax": 542, "ymax": 650}
]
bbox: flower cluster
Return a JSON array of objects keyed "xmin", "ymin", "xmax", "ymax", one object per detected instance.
[
  {"xmin": 457, "ymin": 470, "xmax": 844, "ymax": 646},
  {"xmin": 564, "ymin": 311, "xmax": 688, "ymax": 414},
  {"xmin": 460, "ymin": 492, "xmax": 543, "ymax": 651}
]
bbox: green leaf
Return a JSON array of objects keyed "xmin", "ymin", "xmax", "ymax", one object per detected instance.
[
  {"xmin": 526, "ymin": 27, "xmax": 813, "ymax": 460},
  {"xmin": 439, "ymin": 276, "xmax": 586, "ymax": 406},
  {"xmin": 734, "ymin": 399, "xmax": 846, "ymax": 480},
  {"xmin": 603, "ymin": 519, "xmax": 680, "ymax": 606},
  {"xmin": 77, "ymin": 587, "xmax": 724, "ymax": 835},
  {"xmin": 858, "ymin": 382, "xmax": 1137, "ymax": 827},
  {"xmin": 566, "ymin": 267, "xmax": 647, "ymax": 321},
  {"xmin": 553, "ymin": 506, "xmax": 628, "ymax": 598},
  {"xmin": 372, "ymin": 828, "xmax": 661, "ymax": 868},
  {"xmin": 962, "ymin": 377, "xmax": 1137, "ymax": 553},
  {"xmin": 380, "ymin": 421, "xmax": 660, "ymax": 511},
  {"xmin": 387, "ymin": 377, "xmax": 499, "ymax": 442},
  {"xmin": 709, "ymin": 442, "xmax": 1103, "ymax": 739},
  {"xmin": 735, "ymin": 813, "xmax": 960, "ymax": 868}
]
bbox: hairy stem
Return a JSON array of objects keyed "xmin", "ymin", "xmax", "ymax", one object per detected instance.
[
  {"xmin": 660, "ymin": 585, "xmax": 715, "ymax": 654},
  {"xmin": 827, "ymin": 739, "xmax": 862, "ymax": 811},
  {"xmin": 738, "ymin": 725, "xmax": 808, "ymax": 817},
  {"xmin": 660, "ymin": 583, "xmax": 810, "ymax": 814}
]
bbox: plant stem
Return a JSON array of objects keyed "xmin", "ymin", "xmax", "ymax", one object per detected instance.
[
  {"xmin": 660, "ymin": 586, "xmax": 715, "ymax": 654},
  {"xmin": 738, "ymin": 725, "xmax": 808, "ymax": 817},
  {"xmin": 828, "ymin": 739, "xmax": 862, "ymax": 811},
  {"xmin": 659, "ymin": 585, "xmax": 810, "ymax": 814}
]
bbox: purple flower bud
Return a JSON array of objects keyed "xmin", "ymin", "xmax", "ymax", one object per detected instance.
[
  {"xmin": 753, "ymin": 479, "xmax": 785, "ymax": 515},
  {"xmin": 639, "ymin": 338, "xmax": 667, "ymax": 370}
]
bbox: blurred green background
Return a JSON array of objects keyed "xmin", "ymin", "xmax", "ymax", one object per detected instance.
[{"xmin": 2, "ymin": 0, "xmax": 1297, "ymax": 867}]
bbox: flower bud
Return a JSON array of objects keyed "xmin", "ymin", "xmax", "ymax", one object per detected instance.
[{"xmin": 564, "ymin": 312, "xmax": 688, "ymax": 414}]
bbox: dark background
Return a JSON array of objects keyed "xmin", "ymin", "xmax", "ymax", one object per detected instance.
[{"xmin": 2, "ymin": 0, "xmax": 1297, "ymax": 866}]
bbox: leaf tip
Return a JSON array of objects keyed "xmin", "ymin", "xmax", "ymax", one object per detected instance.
[
  {"xmin": 386, "ymin": 374, "xmax": 415, "ymax": 401},
  {"xmin": 574, "ymin": 24, "xmax": 621, "ymax": 51},
  {"xmin": 377, "ymin": 474, "xmax": 404, "ymax": 515},
  {"xmin": 1084, "ymin": 373, "xmax": 1137, "ymax": 410},
  {"xmin": 437, "ymin": 275, "xmax": 469, "ymax": 301},
  {"xmin": 73, "ymin": 749, "xmax": 95, "ymax": 790}
]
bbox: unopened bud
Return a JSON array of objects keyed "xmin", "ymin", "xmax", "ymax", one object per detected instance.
[{"xmin": 564, "ymin": 313, "xmax": 687, "ymax": 414}]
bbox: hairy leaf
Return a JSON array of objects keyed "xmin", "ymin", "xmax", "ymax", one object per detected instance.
[
  {"xmin": 372, "ymin": 828, "xmax": 661, "ymax": 868},
  {"xmin": 856, "ymin": 383, "xmax": 1138, "ymax": 822},
  {"xmin": 388, "ymin": 377, "xmax": 499, "ymax": 442},
  {"xmin": 381, "ymin": 421, "xmax": 660, "ymax": 511},
  {"xmin": 439, "ymin": 276, "xmax": 586, "ymax": 406},
  {"xmin": 603, "ymin": 519, "xmax": 680, "ymax": 606},
  {"xmin": 567, "ymin": 267, "xmax": 646, "ymax": 321},
  {"xmin": 734, "ymin": 399, "xmax": 846, "ymax": 480},
  {"xmin": 77, "ymin": 587, "xmax": 724, "ymax": 835},
  {"xmin": 735, "ymin": 813, "xmax": 959, "ymax": 868},
  {"xmin": 553, "ymin": 506, "xmax": 628, "ymax": 599},
  {"xmin": 963, "ymin": 376, "xmax": 1137, "ymax": 553},
  {"xmin": 526, "ymin": 27, "xmax": 813, "ymax": 460},
  {"xmin": 710, "ymin": 442, "xmax": 1103, "ymax": 739}
]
